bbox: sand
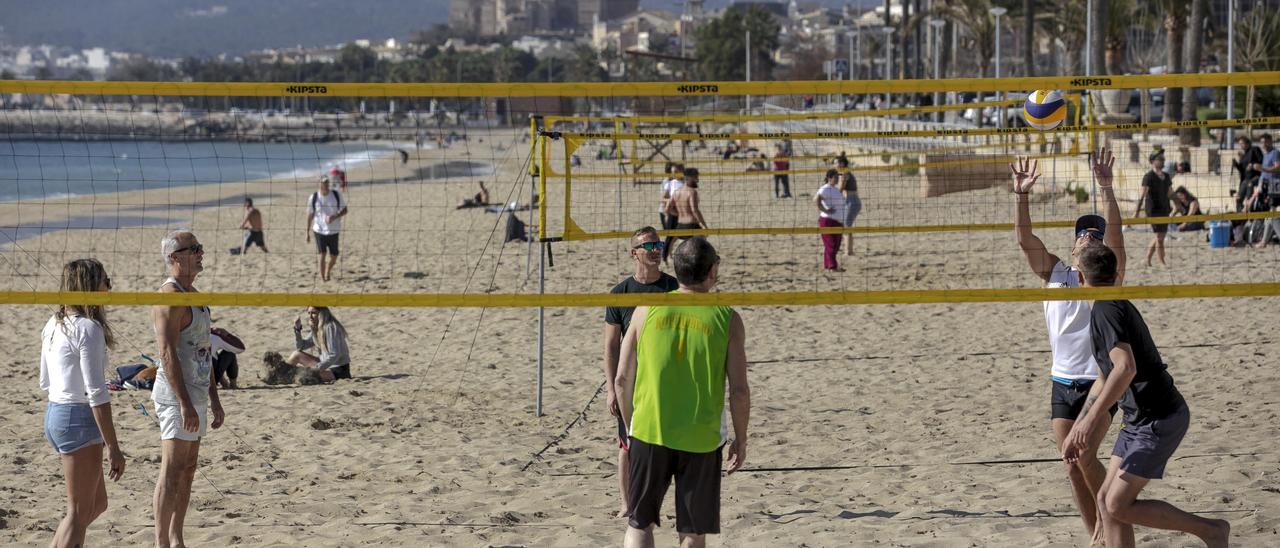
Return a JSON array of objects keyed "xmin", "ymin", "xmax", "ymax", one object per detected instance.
[{"xmin": 1, "ymin": 127, "xmax": 1278, "ymax": 546}]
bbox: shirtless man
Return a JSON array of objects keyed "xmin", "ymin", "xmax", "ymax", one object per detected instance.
[
  {"xmin": 663, "ymin": 168, "xmax": 708, "ymax": 258},
  {"xmin": 239, "ymin": 197, "xmax": 268, "ymax": 253}
]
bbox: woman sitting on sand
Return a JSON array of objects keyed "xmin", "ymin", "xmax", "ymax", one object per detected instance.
[
  {"xmin": 1171, "ymin": 186, "xmax": 1205, "ymax": 232},
  {"xmin": 286, "ymin": 307, "xmax": 351, "ymax": 382}
]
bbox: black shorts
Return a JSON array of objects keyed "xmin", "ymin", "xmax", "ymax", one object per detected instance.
[
  {"xmin": 616, "ymin": 415, "xmax": 629, "ymax": 450},
  {"xmin": 1050, "ymin": 379, "xmax": 1119, "ymax": 420},
  {"xmin": 314, "ymin": 232, "xmax": 340, "ymax": 255},
  {"xmin": 328, "ymin": 364, "xmax": 352, "ymax": 380},
  {"xmin": 1150, "ymin": 210, "xmax": 1171, "ymax": 234},
  {"xmin": 1113, "ymin": 403, "xmax": 1189, "ymax": 479},
  {"xmin": 627, "ymin": 438, "xmax": 721, "ymax": 535},
  {"xmin": 243, "ymin": 230, "xmax": 266, "ymax": 250}
]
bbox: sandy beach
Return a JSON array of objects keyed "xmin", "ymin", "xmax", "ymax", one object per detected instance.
[{"xmin": 2, "ymin": 126, "xmax": 1278, "ymax": 546}]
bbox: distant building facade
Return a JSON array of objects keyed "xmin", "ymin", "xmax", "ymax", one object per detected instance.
[{"xmin": 451, "ymin": 0, "xmax": 638, "ymax": 36}]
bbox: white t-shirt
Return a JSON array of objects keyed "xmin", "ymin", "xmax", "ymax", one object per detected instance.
[
  {"xmin": 660, "ymin": 178, "xmax": 684, "ymax": 213},
  {"xmin": 39, "ymin": 315, "xmax": 110, "ymax": 406},
  {"xmin": 309, "ymin": 190, "xmax": 345, "ymax": 235},
  {"xmin": 815, "ymin": 184, "xmax": 847, "ymax": 222},
  {"xmin": 1043, "ymin": 260, "xmax": 1099, "ymax": 380}
]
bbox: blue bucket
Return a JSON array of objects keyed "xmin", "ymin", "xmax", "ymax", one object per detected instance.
[{"xmin": 1208, "ymin": 221, "xmax": 1231, "ymax": 248}]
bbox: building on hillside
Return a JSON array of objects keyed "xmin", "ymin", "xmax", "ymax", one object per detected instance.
[
  {"xmin": 593, "ymin": 10, "xmax": 679, "ymax": 53},
  {"xmin": 579, "ymin": 0, "xmax": 640, "ymax": 30},
  {"xmin": 451, "ymin": 0, "xmax": 637, "ymax": 37}
]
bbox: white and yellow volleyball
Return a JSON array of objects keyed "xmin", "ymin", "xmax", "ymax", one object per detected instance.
[{"xmin": 1023, "ymin": 89, "xmax": 1067, "ymax": 130}]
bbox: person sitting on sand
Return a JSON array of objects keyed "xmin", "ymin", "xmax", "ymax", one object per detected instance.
[
  {"xmin": 286, "ymin": 307, "xmax": 351, "ymax": 383},
  {"xmin": 456, "ymin": 181, "xmax": 490, "ymax": 209},
  {"xmin": 1170, "ymin": 186, "xmax": 1205, "ymax": 232},
  {"xmin": 210, "ymin": 327, "xmax": 245, "ymax": 390}
]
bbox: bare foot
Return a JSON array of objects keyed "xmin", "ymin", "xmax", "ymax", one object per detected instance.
[{"xmin": 1201, "ymin": 518, "xmax": 1230, "ymax": 548}]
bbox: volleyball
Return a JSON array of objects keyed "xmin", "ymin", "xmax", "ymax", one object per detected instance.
[{"xmin": 1023, "ymin": 89, "xmax": 1067, "ymax": 130}]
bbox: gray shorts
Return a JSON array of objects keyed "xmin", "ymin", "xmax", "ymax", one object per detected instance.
[{"xmin": 1112, "ymin": 404, "xmax": 1189, "ymax": 480}]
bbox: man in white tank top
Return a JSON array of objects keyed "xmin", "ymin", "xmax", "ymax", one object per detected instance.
[
  {"xmin": 151, "ymin": 230, "xmax": 224, "ymax": 548},
  {"xmin": 1012, "ymin": 149, "xmax": 1126, "ymax": 543}
]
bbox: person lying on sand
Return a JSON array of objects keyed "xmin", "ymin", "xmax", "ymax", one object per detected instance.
[{"xmin": 456, "ymin": 181, "xmax": 490, "ymax": 209}]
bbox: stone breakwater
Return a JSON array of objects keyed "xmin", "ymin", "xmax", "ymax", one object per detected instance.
[{"xmin": 0, "ymin": 109, "xmax": 477, "ymax": 142}]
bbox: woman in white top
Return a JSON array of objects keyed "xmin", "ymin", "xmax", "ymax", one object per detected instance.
[
  {"xmin": 39, "ymin": 258, "xmax": 125, "ymax": 547},
  {"xmin": 813, "ymin": 169, "xmax": 847, "ymax": 271}
]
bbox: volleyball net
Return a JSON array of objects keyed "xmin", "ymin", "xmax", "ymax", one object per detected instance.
[{"xmin": 1, "ymin": 73, "xmax": 1279, "ymax": 307}]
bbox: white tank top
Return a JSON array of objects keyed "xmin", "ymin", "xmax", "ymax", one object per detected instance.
[
  {"xmin": 151, "ymin": 277, "xmax": 213, "ymax": 407},
  {"xmin": 1043, "ymin": 261, "xmax": 1099, "ymax": 380}
]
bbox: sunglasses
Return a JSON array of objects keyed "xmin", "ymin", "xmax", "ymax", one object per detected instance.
[
  {"xmin": 1076, "ymin": 229, "xmax": 1104, "ymax": 241},
  {"xmin": 172, "ymin": 243, "xmax": 204, "ymax": 255},
  {"xmin": 633, "ymin": 241, "xmax": 665, "ymax": 252}
]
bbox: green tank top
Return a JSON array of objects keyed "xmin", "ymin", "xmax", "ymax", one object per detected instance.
[{"xmin": 630, "ymin": 302, "xmax": 734, "ymax": 453}]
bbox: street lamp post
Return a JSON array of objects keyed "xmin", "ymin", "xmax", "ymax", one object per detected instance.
[
  {"xmin": 989, "ymin": 6, "xmax": 1008, "ymax": 127},
  {"xmin": 930, "ymin": 18, "xmax": 946, "ymax": 122},
  {"xmin": 883, "ymin": 26, "xmax": 894, "ymax": 107},
  {"xmin": 745, "ymin": 29, "xmax": 752, "ymax": 113},
  {"xmin": 1227, "ymin": 0, "xmax": 1235, "ymax": 146},
  {"xmin": 855, "ymin": 25, "xmax": 862, "ymax": 79},
  {"xmin": 848, "ymin": 29, "xmax": 855, "ymax": 80}
]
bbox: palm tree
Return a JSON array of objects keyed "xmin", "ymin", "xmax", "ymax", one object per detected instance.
[
  {"xmin": 1049, "ymin": 1, "xmax": 1087, "ymax": 75},
  {"xmin": 1180, "ymin": 0, "xmax": 1208, "ymax": 145},
  {"xmin": 1104, "ymin": 0, "xmax": 1136, "ymax": 75},
  {"xmin": 1023, "ymin": 0, "xmax": 1034, "ymax": 76},
  {"xmin": 1088, "ymin": 0, "xmax": 1106, "ymax": 74},
  {"xmin": 937, "ymin": 0, "xmax": 997, "ymax": 78},
  {"xmin": 1161, "ymin": 0, "xmax": 1188, "ymax": 129}
]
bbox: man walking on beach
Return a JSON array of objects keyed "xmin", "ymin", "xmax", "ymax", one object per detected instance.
[
  {"xmin": 603, "ymin": 227, "xmax": 679, "ymax": 518},
  {"xmin": 151, "ymin": 230, "xmax": 225, "ymax": 548},
  {"xmin": 306, "ymin": 175, "xmax": 347, "ymax": 282},
  {"xmin": 1011, "ymin": 149, "xmax": 1125, "ymax": 543},
  {"xmin": 615, "ymin": 236, "xmax": 750, "ymax": 548},
  {"xmin": 239, "ymin": 197, "xmax": 268, "ymax": 254},
  {"xmin": 1066, "ymin": 245, "xmax": 1230, "ymax": 548},
  {"xmin": 663, "ymin": 168, "xmax": 708, "ymax": 263}
]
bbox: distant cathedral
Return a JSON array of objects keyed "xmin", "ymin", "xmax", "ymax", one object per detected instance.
[{"xmin": 449, "ymin": 0, "xmax": 640, "ymax": 36}]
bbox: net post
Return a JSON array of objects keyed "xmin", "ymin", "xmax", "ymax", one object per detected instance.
[
  {"xmin": 536, "ymin": 240, "xmax": 545, "ymax": 418},
  {"xmin": 534, "ymin": 116, "xmax": 547, "ymax": 417}
]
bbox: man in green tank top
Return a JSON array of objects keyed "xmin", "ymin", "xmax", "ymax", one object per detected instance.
[{"xmin": 615, "ymin": 236, "xmax": 751, "ymax": 548}]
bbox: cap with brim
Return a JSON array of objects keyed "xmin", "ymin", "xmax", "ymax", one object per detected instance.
[{"xmin": 1075, "ymin": 214, "xmax": 1106, "ymax": 235}]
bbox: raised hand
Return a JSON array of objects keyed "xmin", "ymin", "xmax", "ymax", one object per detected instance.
[
  {"xmin": 1009, "ymin": 156, "xmax": 1041, "ymax": 194},
  {"xmin": 1092, "ymin": 147, "xmax": 1116, "ymax": 188}
]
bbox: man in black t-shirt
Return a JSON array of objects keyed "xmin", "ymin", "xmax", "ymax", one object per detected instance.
[
  {"xmin": 602, "ymin": 226, "xmax": 679, "ymax": 519},
  {"xmin": 1065, "ymin": 246, "xmax": 1231, "ymax": 547}
]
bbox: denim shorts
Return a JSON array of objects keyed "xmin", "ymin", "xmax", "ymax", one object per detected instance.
[{"xmin": 44, "ymin": 402, "xmax": 103, "ymax": 455}]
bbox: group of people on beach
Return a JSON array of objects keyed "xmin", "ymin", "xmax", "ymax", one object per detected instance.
[
  {"xmin": 38, "ymin": 144, "xmax": 1238, "ymax": 547},
  {"xmin": 39, "ymin": 229, "xmax": 353, "ymax": 547},
  {"xmin": 234, "ymin": 166, "xmax": 350, "ymax": 283},
  {"xmin": 597, "ymin": 147, "xmax": 1228, "ymax": 547}
]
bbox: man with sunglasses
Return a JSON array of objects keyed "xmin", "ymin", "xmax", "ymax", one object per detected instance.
[
  {"xmin": 603, "ymin": 227, "xmax": 679, "ymax": 518},
  {"xmin": 1011, "ymin": 148, "xmax": 1126, "ymax": 543},
  {"xmin": 615, "ymin": 236, "xmax": 750, "ymax": 548},
  {"xmin": 151, "ymin": 230, "xmax": 224, "ymax": 548}
]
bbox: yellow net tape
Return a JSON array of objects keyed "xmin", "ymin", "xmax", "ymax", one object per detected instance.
[
  {"xmin": 3, "ymin": 72, "xmax": 1277, "ymax": 97},
  {"xmin": 3, "ymin": 282, "xmax": 1276, "ymax": 308}
]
